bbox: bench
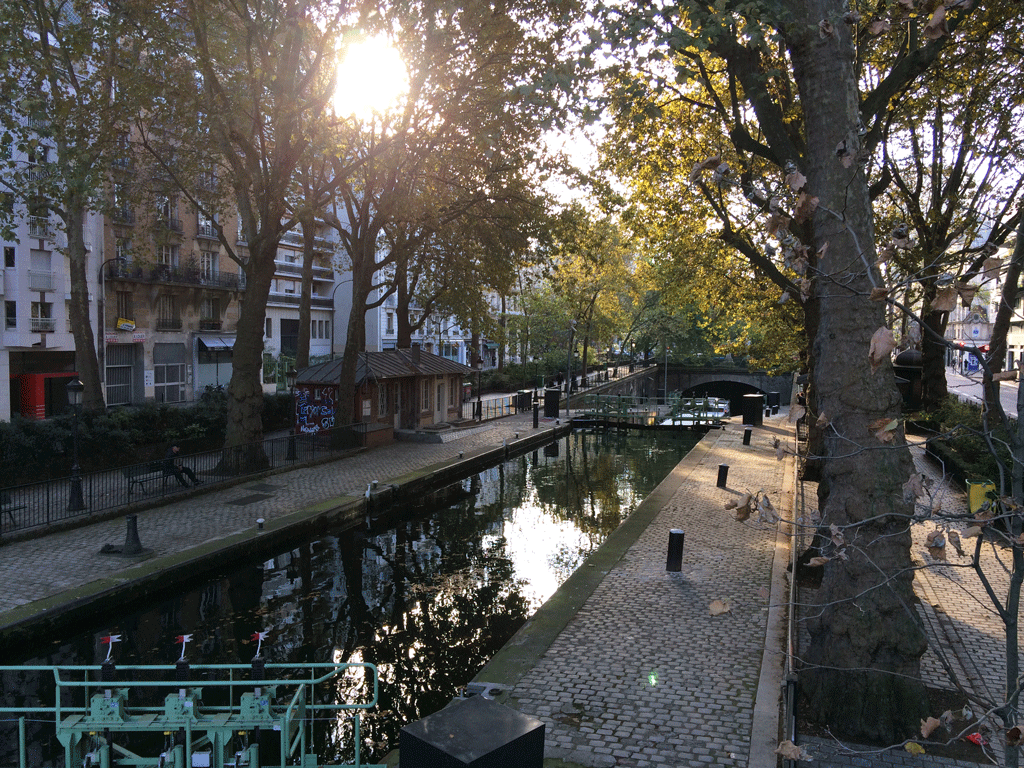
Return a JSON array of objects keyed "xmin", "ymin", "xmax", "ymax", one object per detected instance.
[{"xmin": 123, "ymin": 464, "xmax": 172, "ymax": 498}]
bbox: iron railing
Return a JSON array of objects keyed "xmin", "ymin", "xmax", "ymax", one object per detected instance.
[{"xmin": 0, "ymin": 424, "xmax": 368, "ymax": 538}]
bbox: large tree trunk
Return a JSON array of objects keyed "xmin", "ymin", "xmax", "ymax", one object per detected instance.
[
  {"xmin": 336, "ymin": 240, "xmax": 377, "ymax": 425},
  {"xmin": 920, "ymin": 274, "xmax": 950, "ymax": 412},
  {"xmin": 790, "ymin": 0, "xmax": 928, "ymax": 741},
  {"xmin": 65, "ymin": 195, "xmax": 104, "ymax": 411},
  {"xmin": 222, "ymin": 235, "xmax": 276, "ymax": 473}
]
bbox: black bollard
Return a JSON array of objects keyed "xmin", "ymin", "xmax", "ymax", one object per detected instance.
[
  {"xmin": 717, "ymin": 464, "xmax": 729, "ymax": 488},
  {"xmin": 666, "ymin": 529, "xmax": 685, "ymax": 571},
  {"xmin": 742, "ymin": 427, "xmax": 752, "ymax": 446},
  {"xmin": 533, "ymin": 401, "xmax": 539, "ymax": 429},
  {"xmin": 122, "ymin": 514, "xmax": 144, "ymax": 555}
]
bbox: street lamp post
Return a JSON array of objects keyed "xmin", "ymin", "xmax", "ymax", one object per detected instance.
[
  {"xmin": 286, "ymin": 367, "xmax": 298, "ymax": 461},
  {"xmin": 98, "ymin": 256, "xmax": 127, "ymax": 389},
  {"xmin": 66, "ymin": 378, "xmax": 86, "ymax": 511},
  {"xmin": 475, "ymin": 358, "xmax": 483, "ymax": 422}
]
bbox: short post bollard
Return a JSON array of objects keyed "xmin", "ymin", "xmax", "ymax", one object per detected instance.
[
  {"xmin": 717, "ymin": 464, "xmax": 729, "ymax": 488},
  {"xmin": 666, "ymin": 529, "xmax": 685, "ymax": 571},
  {"xmin": 743, "ymin": 427, "xmax": 752, "ymax": 446},
  {"xmin": 533, "ymin": 401, "xmax": 540, "ymax": 429},
  {"xmin": 122, "ymin": 514, "xmax": 144, "ymax": 555}
]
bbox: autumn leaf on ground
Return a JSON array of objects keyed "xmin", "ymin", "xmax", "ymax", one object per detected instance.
[
  {"xmin": 869, "ymin": 327, "xmax": 896, "ymax": 372},
  {"xmin": 921, "ymin": 716, "xmax": 942, "ymax": 738},
  {"xmin": 709, "ymin": 599, "xmax": 731, "ymax": 616},
  {"xmin": 926, "ymin": 530, "xmax": 947, "ymax": 560},
  {"xmin": 939, "ymin": 710, "xmax": 954, "ymax": 728},
  {"xmin": 775, "ymin": 741, "xmax": 811, "ymax": 760},
  {"xmin": 905, "ymin": 741, "xmax": 926, "ymax": 755}
]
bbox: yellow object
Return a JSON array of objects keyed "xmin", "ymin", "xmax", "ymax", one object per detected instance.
[{"xmin": 967, "ymin": 480, "xmax": 995, "ymax": 513}]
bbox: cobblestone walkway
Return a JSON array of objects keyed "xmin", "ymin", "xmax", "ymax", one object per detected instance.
[{"xmin": 503, "ymin": 424, "xmax": 788, "ymax": 767}]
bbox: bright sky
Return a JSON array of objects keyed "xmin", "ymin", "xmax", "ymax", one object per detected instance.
[{"xmin": 332, "ymin": 35, "xmax": 409, "ymax": 120}]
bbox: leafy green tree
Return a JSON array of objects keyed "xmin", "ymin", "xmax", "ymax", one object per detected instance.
[
  {"xmin": 139, "ymin": 0, "xmax": 352, "ymax": 468},
  {"xmin": 593, "ymin": 0, "xmax": 998, "ymax": 740},
  {"xmin": 0, "ymin": 0, "xmax": 154, "ymax": 410}
]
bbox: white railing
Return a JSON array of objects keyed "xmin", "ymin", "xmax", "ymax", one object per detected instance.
[{"xmin": 27, "ymin": 270, "xmax": 55, "ymax": 292}]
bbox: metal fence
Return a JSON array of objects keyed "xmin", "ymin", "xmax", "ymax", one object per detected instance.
[
  {"xmin": 0, "ymin": 424, "xmax": 367, "ymax": 538},
  {"xmin": 578, "ymin": 394, "xmax": 731, "ymax": 427}
]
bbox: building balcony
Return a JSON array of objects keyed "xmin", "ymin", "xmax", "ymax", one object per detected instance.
[
  {"xmin": 112, "ymin": 208, "xmax": 135, "ymax": 225},
  {"xmin": 267, "ymin": 292, "xmax": 334, "ymax": 308},
  {"xmin": 272, "ymin": 261, "xmax": 334, "ymax": 281},
  {"xmin": 30, "ymin": 317, "xmax": 56, "ymax": 332},
  {"xmin": 27, "ymin": 270, "xmax": 56, "ymax": 292},
  {"xmin": 279, "ymin": 230, "xmax": 335, "ymax": 251},
  {"xmin": 197, "ymin": 222, "xmax": 218, "ymax": 240},
  {"xmin": 105, "ymin": 261, "xmax": 245, "ymax": 291},
  {"xmin": 159, "ymin": 216, "xmax": 183, "ymax": 233},
  {"xmin": 199, "ymin": 319, "xmax": 222, "ymax": 331},
  {"xmin": 156, "ymin": 318, "xmax": 183, "ymax": 331},
  {"xmin": 28, "ymin": 217, "xmax": 51, "ymax": 238}
]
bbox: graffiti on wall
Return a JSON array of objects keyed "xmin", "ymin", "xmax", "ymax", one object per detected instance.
[{"xmin": 295, "ymin": 385, "xmax": 337, "ymax": 433}]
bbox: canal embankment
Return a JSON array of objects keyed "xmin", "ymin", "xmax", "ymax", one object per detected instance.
[{"xmin": 0, "ymin": 412, "xmax": 570, "ymax": 653}]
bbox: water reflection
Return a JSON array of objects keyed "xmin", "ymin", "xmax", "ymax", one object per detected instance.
[{"xmin": 3, "ymin": 429, "xmax": 698, "ymax": 764}]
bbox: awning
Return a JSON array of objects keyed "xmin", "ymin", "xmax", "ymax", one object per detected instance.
[{"xmin": 197, "ymin": 335, "xmax": 235, "ymax": 350}]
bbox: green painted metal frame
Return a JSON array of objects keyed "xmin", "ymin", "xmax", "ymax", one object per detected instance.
[{"xmin": 0, "ymin": 662, "xmax": 385, "ymax": 768}]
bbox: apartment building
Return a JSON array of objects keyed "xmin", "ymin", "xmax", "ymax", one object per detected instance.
[{"xmin": 1, "ymin": 205, "xmax": 105, "ymax": 420}]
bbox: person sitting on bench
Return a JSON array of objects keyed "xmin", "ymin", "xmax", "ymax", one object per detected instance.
[{"xmin": 164, "ymin": 444, "xmax": 201, "ymax": 487}]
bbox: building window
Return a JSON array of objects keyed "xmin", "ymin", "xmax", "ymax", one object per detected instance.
[
  {"xmin": 157, "ymin": 244, "xmax": 178, "ymax": 267},
  {"xmin": 5, "ymin": 300, "xmax": 15, "ymax": 329},
  {"xmin": 200, "ymin": 297, "xmax": 220, "ymax": 329},
  {"xmin": 265, "ymin": 318, "xmax": 272, "ymax": 338},
  {"xmin": 115, "ymin": 238, "xmax": 132, "ymax": 261},
  {"xmin": 421, "ymin": 379, "xmax": 430, "ymax": 411},
  {"xmin": 116, "ymin": 291, "xmax": 133, "ymax": 320},
  {"xmin": 378, "ymin": 383, "xmax": 388, "ymax": 416},
  {"xmin": 199, "ymin": 250, "xmax": 217, "ymax": 279},
  {"xmin": 437, "ymin": 381, "xmax": 443, "ymax": 411},
  {"xmin": 30, "ymin": 301, "xmax": 54, "ymax": 332},
  {"xmin": 386, "ymin": 312, "xmax": 394, "ymax": 333},
  {"xmin": 156, "ymin": 294, "xmax": 180, "ymax": 330},
  {"xmin": 4, "ymin": 246, "xmax": 14, "ymax": 268}
]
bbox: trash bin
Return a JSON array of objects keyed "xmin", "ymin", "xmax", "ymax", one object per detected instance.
[
  {"xmin": 742, "ymin": 393, "xmax": 764, "ymax": 426},
  {"xmin": 967, "ymin": 479, "xmax": 995, "ymax": 513},
  {"xmin": 516, "ymin": 390, "xmax": 532, "ymax": 412},
  {"xmin": 544, "ymin": 387, "xmax": 560, "ymax": 418},
  {"xmin": 767, "ymin": 392, "xmax": 781, "ymax": 414}
]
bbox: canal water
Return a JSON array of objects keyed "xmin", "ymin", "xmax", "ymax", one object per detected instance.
[{"xmin": 3, "ymin": 428, "xmax": 700, "ymax": 764}]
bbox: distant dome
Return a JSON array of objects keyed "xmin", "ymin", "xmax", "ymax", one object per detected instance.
[{"xmin": 894, "ymin": 349, "xmax": 923, "ymax": 366}]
